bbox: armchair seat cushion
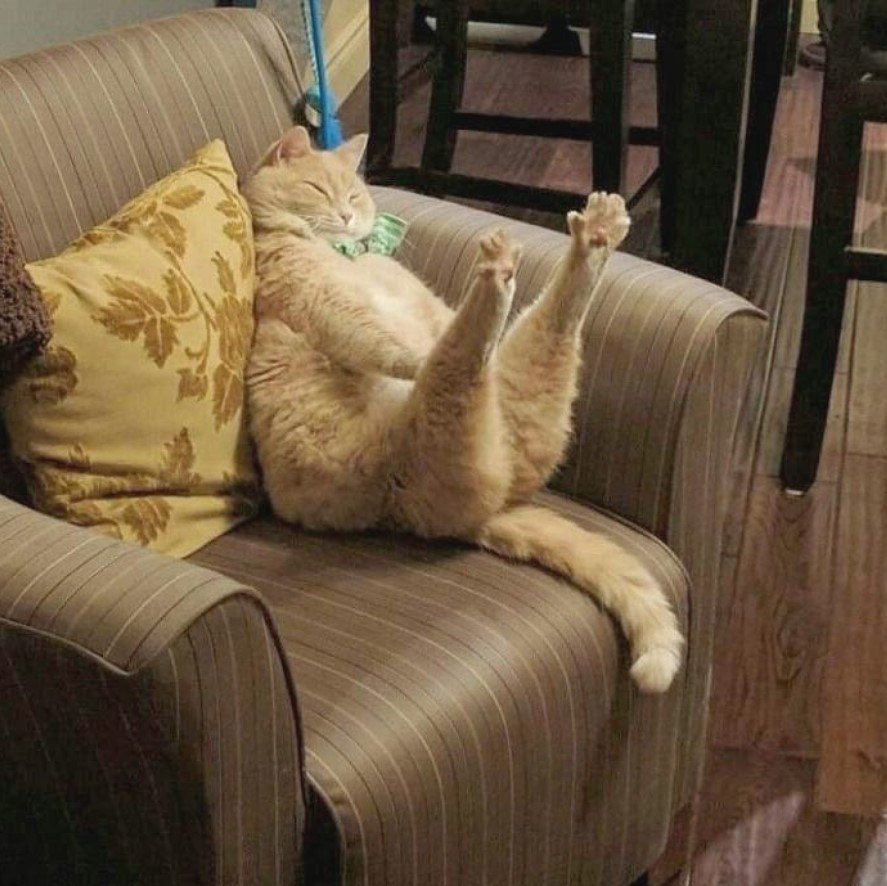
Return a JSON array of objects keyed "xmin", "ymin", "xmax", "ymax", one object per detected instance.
[{"xmin": 190, "ymin": 491, "xmax": 690, "ymax": 885}]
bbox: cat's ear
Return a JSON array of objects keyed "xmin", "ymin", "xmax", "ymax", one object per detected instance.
[
  {"xmin": 334, "ymin": 133, "xmax": 369, "ymax": 172},
  {"xmin": 263, "ymin": 126, "xmax": 313, "ymax": 165}
]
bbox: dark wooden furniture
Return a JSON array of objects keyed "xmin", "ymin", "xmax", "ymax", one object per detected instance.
[
  {"xmin": 420, "ymin": 0, "xmax": 655, "ymax": 199},
  {"xmin": 653, "ymin": 0, "xmax": 757, "ymax": 282},
  {"xmin": 738, "ymin": 0, "xmax": 796, "ymax": 224},
  {"xmin": 369, "ymin": 0, "xmax": 657, "ymax": 214},
  {"xmin": 781, "ymin": 0, "xmax": 887, "ymax": 492},
  {"xmin": 368, "ymin": 0, "xmax": 764, "ymax": 284}
]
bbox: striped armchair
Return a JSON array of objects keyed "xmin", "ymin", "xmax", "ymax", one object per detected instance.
[{"xmin": 0, "ymin": 9, "xmax": 765, "ymax": 885}]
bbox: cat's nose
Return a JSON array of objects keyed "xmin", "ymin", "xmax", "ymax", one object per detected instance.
[{"xmin": 340, "ymin": 210, "xmax": 355, "ymax": 228}]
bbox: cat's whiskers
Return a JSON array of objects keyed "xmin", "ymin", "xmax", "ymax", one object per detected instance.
[{"xmin": 309, "ymin": 215, "xmax": 349, "ymax": 239}]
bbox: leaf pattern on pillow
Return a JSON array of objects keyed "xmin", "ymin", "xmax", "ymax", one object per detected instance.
[
  {"xmin": 146, "ymin": 210, "xmax": 188, "ymax": 259},
  {"xmin": 164, "ymin": 184, "xmax": 205, "ymax": 210},
  {"xmin": 22, "ymin": 288, "xmax": 78, "ymax": 403},
  {"xmin": 21, "ymin": 428, "xmax": 205, "ymax": 546},
  {"xmin": 164, "ymin": 268, "xmax": 193, "ymax": 315},
  {"xmin": 119, "ymin": 498, "xmax": 173, "ymax": 545},
  {"xmin": 93, "ymin": 276, "xmax": 179, "ymax": 367},
  {"xmin": 215, "ymin": 190, "xmax": 253, "ymax": 280},
  {"xmin": 68, "ymin": 175, "xmax": 207, "ymax": 256},
  {"xmin": 212, "ymin": 362, "xmax": 243, "ymax": 432},
  {"xmin": 41, "ymin": 290, "xmax": 63, "ymax": 316},
  {"xmin": 24, "ymin": 345, "xmax": 78, "ymax": 403},
  {"xmin": 177, "ymin": 366, "xmax": 209, "ymax": 401},
  {"xmin": 159, "ymin": 427, "xmax": 200, "ymax": 487},
  {"xmin": 211, "ymin": 252, "xmax": 253, "ymax": 429},
  {"xmin": 93, "ymin": 206, "xmax": 253, "ymax": 430}
]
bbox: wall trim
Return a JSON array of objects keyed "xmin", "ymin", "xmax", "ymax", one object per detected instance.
[{"xmin": 326, "ymin": 3, "xmax": 369, "ymax": 103}]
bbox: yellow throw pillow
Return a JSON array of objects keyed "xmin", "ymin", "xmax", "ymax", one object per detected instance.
[{"xmin": 2, "ymin": 140, "xmax": 259, "ymax": 557}]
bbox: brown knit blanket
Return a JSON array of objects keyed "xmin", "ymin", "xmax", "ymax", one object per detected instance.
[
  {"xmin": 0, "ymin": 200, "xmax": 50, "ymax": 374},
  {"xmin": 0, "ymin": 200, "xmax": 49, "ymax": 500}
]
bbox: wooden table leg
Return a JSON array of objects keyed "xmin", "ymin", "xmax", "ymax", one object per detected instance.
[
  {"xmin": 421, "ymin": 0, "xmax": 469, "ymax": 172},
  {"xmin": 589, "ymin": 0, "xmax": 635, "ymax": 193},
  {"xmin": 656, "ymin": 0, "xmax": 756, "ymax": 284},
  {"xmin": 781, "ymin": 1, "xmax": 866, "ymax": 493},
  {"xmin": 738, "ymin": 0, "xmax": 792, "ymax": 223},
  {"xmin": 368, "ymin": 0, "xmax": 402, "ymax": 177}
]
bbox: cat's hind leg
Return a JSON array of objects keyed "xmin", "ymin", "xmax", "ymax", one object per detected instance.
[
  {"xmin": 386, "ymin": 233, "xmax": 520, "ymax": 538},
  {"xmin": 496, "ymin": 192, "xmax": 630, "ymax": 501}
]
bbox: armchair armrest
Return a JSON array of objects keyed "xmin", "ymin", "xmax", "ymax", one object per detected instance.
[
  {"xmin": 0, "ymin": 496, "xmax": 306, "ymax": 885},
  {"xmin": 374, "ymin": 186, "xmax": 767, "ymax": 802}
]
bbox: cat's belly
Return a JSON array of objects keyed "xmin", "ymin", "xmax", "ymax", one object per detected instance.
[
  {"xmin": 369, "ymin": 291, "xmax": 437, "ymax": 356},
  {"xmin": 250, "ymin": 363, "xmax": 410, "ymax": 532}
]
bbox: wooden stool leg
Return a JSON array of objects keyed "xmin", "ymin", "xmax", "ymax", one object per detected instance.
[
  {"xmin": 590, "ymin": 0, "xmax": 635, "ymax": 193},
  {"xmin": 781, "ymin": 3, "xmax": 866, "ymax": 492},
  {"xmin": 421, "ymin": 0, "xmax": 469, "ymax": 172},
  {"xmin": 784, "ymin": 0, "xmax": 804, "ymax": 74},
  {"xmin": 367, "ymin": 0, "xmax": 402, "ymax": 177},
  {"xmin": 738, "ymin": 0, "xmax": 792, "ymax": 223}
]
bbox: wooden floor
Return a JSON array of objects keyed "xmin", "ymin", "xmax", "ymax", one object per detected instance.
[{"xmin": 341, "ymin": 44, "xmax": 887, "ymax": 885}]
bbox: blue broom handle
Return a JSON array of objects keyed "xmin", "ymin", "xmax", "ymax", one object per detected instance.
[{"xmin": 305, "ymin": 0, "xmax": 344, "ymax": 147}]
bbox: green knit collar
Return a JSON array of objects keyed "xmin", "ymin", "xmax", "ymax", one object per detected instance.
[{"xmin": 331, "ymin": 212, "xmax": 408, "ymax": 259}]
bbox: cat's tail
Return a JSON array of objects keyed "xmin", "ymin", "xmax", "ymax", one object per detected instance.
[{"xmin": 472, "ymin": 504, "xmax": 684, "ymax": 693}]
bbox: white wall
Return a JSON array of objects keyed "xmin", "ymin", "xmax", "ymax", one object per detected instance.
[
  {"xmin": 258, "ymin": 0, "xmax": 369, "ymax": 101},
  {"xmin": 802, "ymin": 0, "xmax": 819, "ymax": 34},
  {"xmin": 0, "ymin": 0, "xmax": 214, "ymax": 60},
  {"xmin": 322, "ymin": 0, "xmax": 369, "ymax": 101}
]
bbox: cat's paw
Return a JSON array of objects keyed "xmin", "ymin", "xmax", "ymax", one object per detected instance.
[
  {"xmin": 567, "ymin": 192, "xmax": 631, "ymax": 256},
  {"xmin": 478, "ymin": 229, "xmax": 522, "ymax": 278},
  {"xmin": 476, "ymin": 230, "xmax": 521, "ymax": 304}
]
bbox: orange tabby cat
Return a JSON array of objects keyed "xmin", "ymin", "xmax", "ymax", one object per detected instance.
[{"xmin": 243, "ymin": 126, "xmax": 683, "ymax": 692}]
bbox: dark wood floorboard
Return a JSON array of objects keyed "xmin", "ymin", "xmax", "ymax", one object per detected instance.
[
  {"xmin": 685, "ymin": 750, "xmax": 872, "ymax": 885},
  {"xmin": 341, "ymin": 37, "xmax": 887, "ymax": 880},
  {"xmin": 711, "ymin": 477, "xmax": 838, "ymax": 757}
]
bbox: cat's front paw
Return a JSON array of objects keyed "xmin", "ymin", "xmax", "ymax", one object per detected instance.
[{"xmin": 567, "ymin": 192, "xmax": 631, "ymax": 256}]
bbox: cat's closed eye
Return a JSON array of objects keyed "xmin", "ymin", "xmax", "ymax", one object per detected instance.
[{"xmin": 304, "ymin": 182, "xmax": 329, "ymax": 199}]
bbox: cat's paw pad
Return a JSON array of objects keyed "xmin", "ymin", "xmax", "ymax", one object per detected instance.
[
  {"xmin": 567, "ymin": 192, "xmax": 631, "ymax": 255},
  {"xmin": 478, "ymin": 229, "xmax": 522, "ymax": 281}
]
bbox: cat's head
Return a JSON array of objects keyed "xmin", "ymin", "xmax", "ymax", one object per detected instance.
[{"xmin": 243, "ymin": 126, "xmax": 375, "ymax": 241}]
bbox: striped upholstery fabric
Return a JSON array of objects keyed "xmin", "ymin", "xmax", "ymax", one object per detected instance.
[
  {"xmin": 190, "ymin": 492, "xmax": 690, "ymax": 886},
  {"xmin": 0, "ymin": 8, "xmax": 767, "ymax": 885},
  {"xmin": 0, "ymin": 8, "xmax": 302, "ymax": 265},
  {"xmin": 0, "ymin": 496, "xmax": 306, "ymax": 885}
]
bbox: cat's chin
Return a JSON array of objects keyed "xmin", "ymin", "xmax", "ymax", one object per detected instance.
[{"xmin": 318, "ymin": 226, "xmax": 372, "ymax": 244}]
